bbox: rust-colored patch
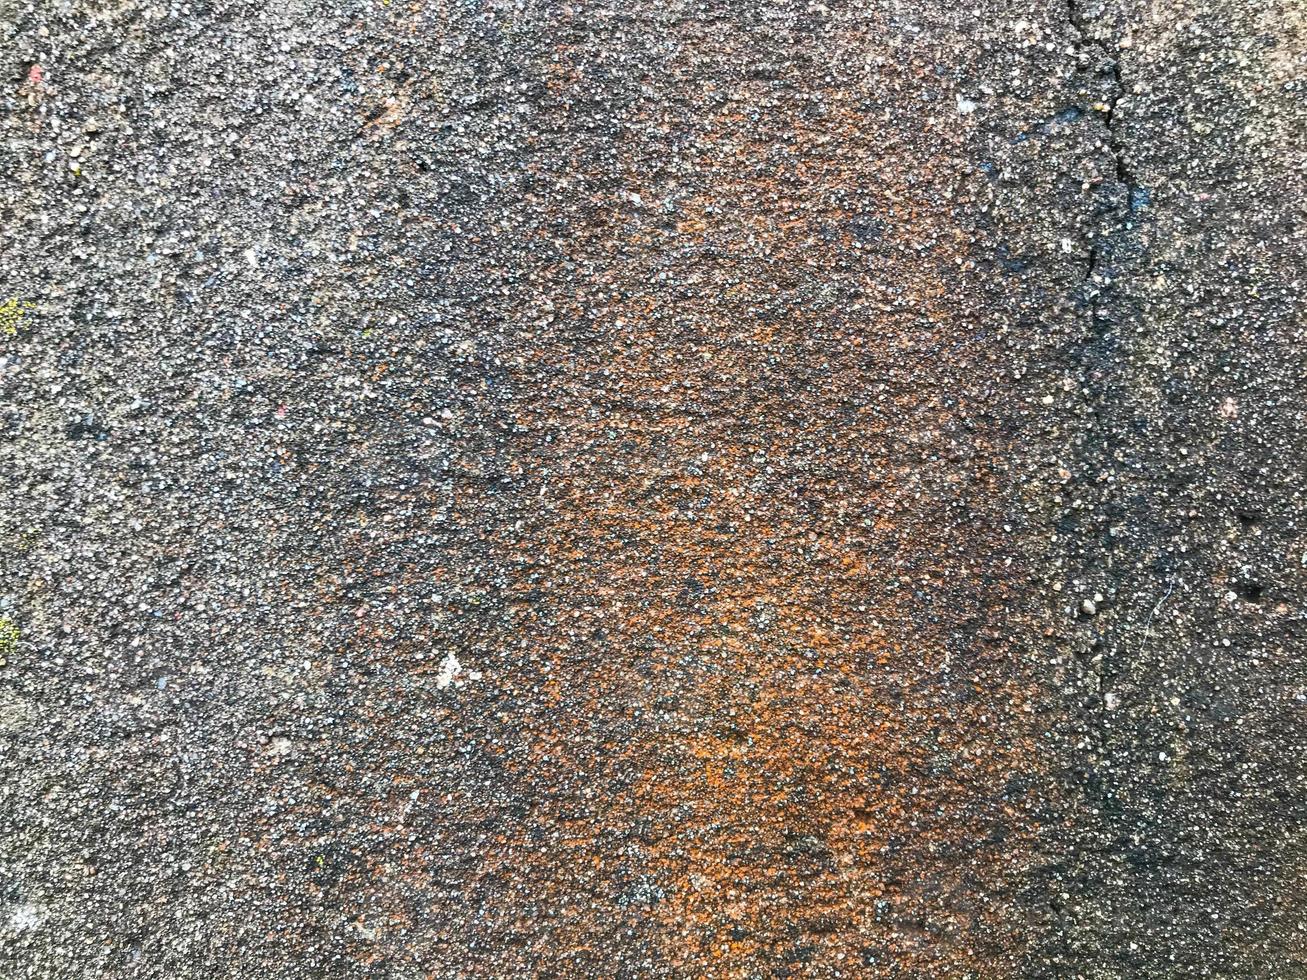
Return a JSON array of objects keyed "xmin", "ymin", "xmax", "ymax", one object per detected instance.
[
  {"xmin": 305, "ymin": 8, "xmax": 1065, "ymax": 977},
  {"xmin": 388, "ymin": 24, "xmax": 1053, "ymax": 976}
]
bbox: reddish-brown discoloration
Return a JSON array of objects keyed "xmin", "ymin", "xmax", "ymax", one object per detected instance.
[
  {"xmin": 385, "ymin": 34, "xmax": 1054, "ymax": 975},
  {"xmin": 284, "ymin": 8, "xmax": 1072, "ymax": 977}
]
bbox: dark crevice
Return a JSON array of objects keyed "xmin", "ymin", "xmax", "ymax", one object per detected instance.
[
  {"xmin": 1062, "ymin": 0, "xmax": 1140, "ymax": 770},
  {"xmin": 1065, "ymin": 0, "xmax": 1136, "ymax": 288}
]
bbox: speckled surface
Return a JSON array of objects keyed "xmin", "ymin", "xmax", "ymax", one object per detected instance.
[{"xmin": 1, "ymin": 1, "xmax": 1304, "ymax": 977}]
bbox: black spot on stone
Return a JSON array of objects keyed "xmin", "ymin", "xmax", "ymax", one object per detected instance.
[
  {"xmin": 1235, "ymin": 581, "xmax": 1264, "ymax": 603},
  {"xmin": 65, "ymin": 416, "xmax": 109, "ymax": 441}
]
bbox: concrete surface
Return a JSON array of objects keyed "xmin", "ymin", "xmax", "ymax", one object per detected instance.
[{"xmin": 1, "ymin": 0, "xmax": 1304, "ymax": 976}]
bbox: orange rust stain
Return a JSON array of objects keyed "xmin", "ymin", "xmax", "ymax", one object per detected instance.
[
  {"xmin": 316, "ymin": 16, "xmax": 1057, "ymax": 977},
  {"xmin": 436, "ymin": 86, "xmax": 1046, "ymax": 970}
]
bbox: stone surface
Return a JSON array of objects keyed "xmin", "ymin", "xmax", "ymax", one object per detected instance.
[{"xmin": 1, "ymin": 0, "xmax": 1304, "ymax": 977}]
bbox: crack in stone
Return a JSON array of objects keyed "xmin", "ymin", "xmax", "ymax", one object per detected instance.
[
  {"xmin": 1066, "ymin": 0, "xmax": 1135, "ymax": 289},
  {"xmin": 1064, "ymin": 0, "xmax": 1136, "ymax": 743}
]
